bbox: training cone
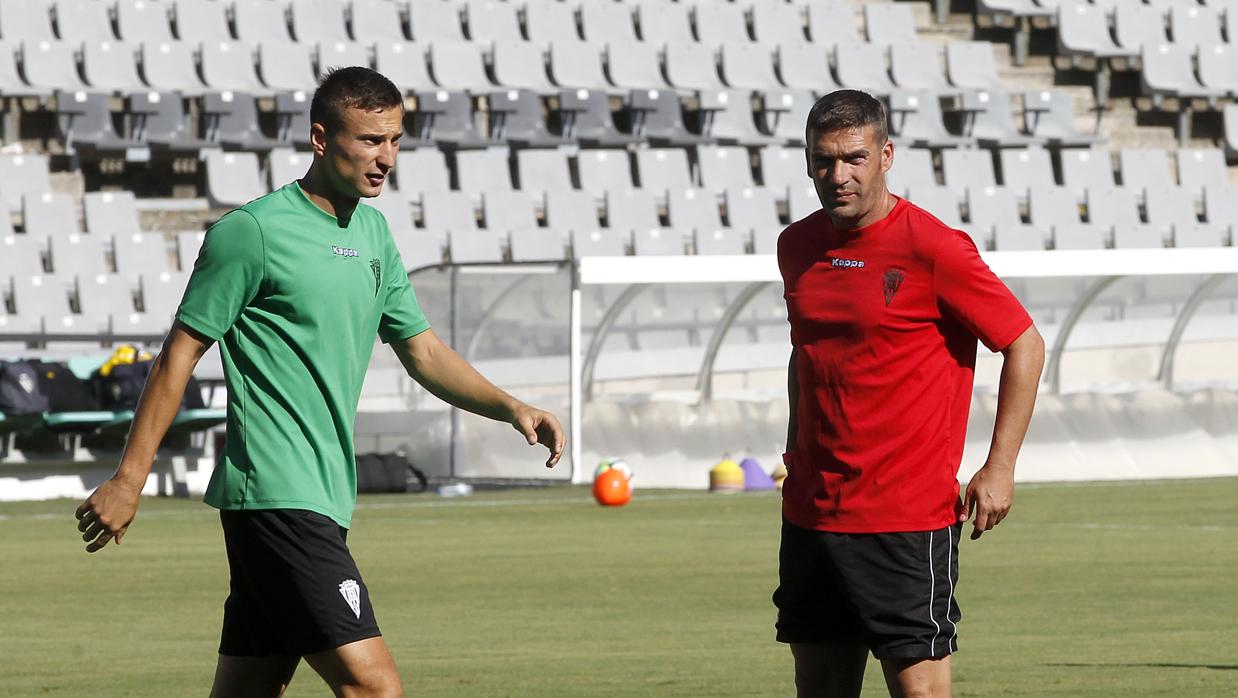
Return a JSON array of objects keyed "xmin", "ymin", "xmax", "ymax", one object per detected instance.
[
  {"xmin": 770, "ymin": 463, "xmax": 788, "ymax": 491},
  {"xmin": 710, "ymin": 458, "xmax": 745, "ymax": 493},
  {"xmin": 740, "ymin": 457, "xmax": 776, "ymax": 490},
  {"xmin": 593, "ymin": 467, "xmax": 632, "ymax": 506}
]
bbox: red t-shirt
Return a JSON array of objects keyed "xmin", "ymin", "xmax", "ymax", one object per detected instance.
[{"xmin": 778, "ymin": 197, "xmax": 1032, "ymax": 533}]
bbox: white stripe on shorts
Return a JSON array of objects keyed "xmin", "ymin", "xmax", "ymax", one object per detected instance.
[{"xmin": 927, "ymin": 530, "xmax": 941, "ymax": 655}]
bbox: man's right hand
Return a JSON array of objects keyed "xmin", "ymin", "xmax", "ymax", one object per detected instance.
[{"xmin": 75, "ymin": 475, "xmax": 142, "ymax": 553}]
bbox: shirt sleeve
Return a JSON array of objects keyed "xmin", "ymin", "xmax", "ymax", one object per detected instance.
[
  {"xmin": 175, "ymin": 210, "xmax": 265, "ymax": 341},
  {"xmin": 377, "ymin": 237, "xmax": 431, "ymax": 343},
  {"xmin": 932, "ymin": 229, "xmax": 1033, "ymax": 352}
]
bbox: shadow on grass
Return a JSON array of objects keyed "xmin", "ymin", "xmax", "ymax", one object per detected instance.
[{"xmin": 1049, "ymin": 662, "xmax": 1238, "ymax": 671}]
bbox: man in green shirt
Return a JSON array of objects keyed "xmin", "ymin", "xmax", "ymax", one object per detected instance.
[{"xmin": 74, "ymin": 68, "xmax": 564, "ymax": 696}]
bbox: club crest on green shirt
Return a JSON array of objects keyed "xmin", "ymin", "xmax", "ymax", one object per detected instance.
[{"xmin": 369, "ymin": 258, "xmax": 381, "ymax": 297}]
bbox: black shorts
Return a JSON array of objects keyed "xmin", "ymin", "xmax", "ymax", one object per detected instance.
[
  {"xmin": 219, "ymin": 509, "xmax": 381, "ymax": 657},
  {"xmin": 773, "ymin": 520, "xmax": 962, "ymax": 660}
]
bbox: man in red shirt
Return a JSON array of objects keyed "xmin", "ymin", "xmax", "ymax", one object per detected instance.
[{"xmin": 774, "ymin": 90, "xmax": 1045, "ymax": 698}]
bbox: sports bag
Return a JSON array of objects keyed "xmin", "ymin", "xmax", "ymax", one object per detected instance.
[
  {"xmin": 28, "ymin": 360, "xmax": 100, "ymax": 412},
  {"xmin": 0, "ymin": 360, "xmax": 50, "ymax": 415}
]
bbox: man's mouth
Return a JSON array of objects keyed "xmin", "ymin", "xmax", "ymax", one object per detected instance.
[{"xmin": 366, "ymin": 174, "xmax": 385, "ymax": 186}]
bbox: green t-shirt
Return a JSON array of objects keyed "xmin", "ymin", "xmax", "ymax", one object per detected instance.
[{"xmin": 177, "ymin": 182, "xmax": 430, "ymax": 527}]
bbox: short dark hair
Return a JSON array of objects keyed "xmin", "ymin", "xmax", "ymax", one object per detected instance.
[
  {"xmin": 804, "ymin": 90, "xmax": 887, "ymax": 145},
  {"xmin": 310, "ymin": 67, "xmax": 403, "ymax": 134}
]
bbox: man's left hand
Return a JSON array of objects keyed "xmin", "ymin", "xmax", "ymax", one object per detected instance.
[
  {"xmin": 960, "ymin": 463, "xmax": 1014, "ymax": 540},
  {"xmin": 510, "ymin": 405, "xmax": 565, "ymax": 468}
]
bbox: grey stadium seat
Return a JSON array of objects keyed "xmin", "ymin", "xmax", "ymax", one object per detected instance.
[
  {"xmin": 82, "ymin": 41, "xmax": 145, "ymax": 93},
  {"xmin": 421, "ymin": 191, "xmax": 479, "ymax": 241},
  {"xmin": 556, "ymin": 89, "xmax": 640, "ymax": 147},
  {"xmin": 694, "ymin": 2, "xmax": 751, "ymax": 45},
  {"xmin": 1175, "ymin": 149, "xmax": 1227, "ymax": 202},
  {"xmin": 1053, "ymin": 224, "xmax": 1107, "ymax": 251},
  {"xmin": 548, "ymin": 43, "xmax": 611, "ymax": 92},
  {"xmin": 365, "ymin": 189, "xmax": 414, "ymax": 233},
  {"xmin": 267, "ymin": 149, "xmax": 311, "ymax": 191},
  {"xmin": 202, "ymin": 92, "xmax": 282, "ymax": 151},
  {"xmin": 666, "ymin": 188, "xmax": 724, "ymax": 232},
  {"xmin": 758, "ymin": 146, "xmax": 806, "ymax": 194},
  {"xmin": 1060, "ymin": 147, "xmax": 1115, "ymax": 199},
  {"xmin": 176, "ymin": 232, "xmax": 205, "ymax": 272},
  {"xmin": 890, "ymin": 42, "xmax": 949, "ymax": 93},
  {"xmin": 1, "ymin": 1, "xmax": 54, "ymax": 41},
  {"xmin": 967, "ymin": 186, "xmax": 1022, "ymax": 248},
  {"xmin": 289, "ymin": 0, "xmax": 350, "ymax": 43},
  {"xmin": 886, "ymin": 147, "xmax": 936, "ymax": 196},
  {"xmin": 1198, "ymin": 44, "xmax": 1238, "ymax": 97},
  {"xmin": 395, "ymin": 149, "xmax": 451, "ymax": 196},
  {"xmin": 428, "ymin": 42, "xmax": 493, "ymax": 94},
  {"xmin": 1173, "ymin": 224, "xmax": 1227, "ymax": 248},
  {"xmin": 0, "ymin": 41, "xmax": 47, "ymax": 98},
  {"xmin": 200, "ymin": 41, "xmax": 270, "ymax": 96},
  {"xmin": 835, "ymin": 43, "xmax": 895, "ymax": 95},
  {"xmin": 545, "ymin": 190, "xmax": 600, "ymax": 233},
  {"xmin": 1169, "ymin": 5, "xmax": 1224, "ymax": 50},
  {"xmin": 516, "ymin": 149, "xmax": 573, "ymax": 195},
  {"xmin": 806, "ymin": 2, "xmax": 860, "ymax": 47},
  {"xmin": 665, "ymin": 43, "xmax": 726, "ymax": 92},
  {"xmin": 1056, "ymin": 3, "xmax": 1135, "ymax": 62},
  {"xmin": 1114, "ymin": 4, "xmax": 1168, "ymax": 53},
  {"xmin": 1118, "ymin": 148, "xmax": 1174, "ymax": 192},
  {"xmin": 945, "ymin": 43, "xmax": 1003, "ymax": 91},
  {"xmin": 481, "ymin": 191, "xmax": 538, "ymax": 232},
  {"xmin": 577, "ymin": 149, "xmax": 635, "ymax": 195},
  {"xmin": 720, "ymin": 44, "xmax": 781, "ymax": 92},
  {"xmin": 113, "ymin": 232, "xmax": 171, "ymax": 277},
  {"xmin": 21, "ymin": 40, "xmax": 86, "ymax": 92},
  {"xmin": 763, "ymin": 89, "xmax": 815, "ymax": 146},
  {"xmin": 999, "ymin": 147, "xmax": 1055, "ymax": 197},
  {"xmin": 699, "ymin": 90, "xmax": 780, "ymax": 146},
  {"xmin": 79, "ymin": 273, "xmax": 144, "ymax": 333},
  {"xmin": 140, "ymin": 270, "xmax": 190, "ymax": 322},
  {"xmin": 233, "ymin": 0, "xmax": 293, "ymax": 43},
  {"xmin": 410, "ymin": 90, "xmax": 489, "ymax": 149},
  {"xmin": 55, "ymin": 91, "xmax": 141, "ymax": 158},
  {"xmin": 172, "ymin": 0, "xmax": 232, "ymax": 43},
  {"xmin": 510, "ymin": 228, "xmax": 566, "ymax": 262},
  {"xmin": 449, "ymin": 229, "xmax": 504, "ymax": 264},
  {"xmin": 752, "ymin": 2, "xmax": 807, "ymax": 45},
  {"xmin": 49, "ymin": 233, "xmax": 107, "ymax": 275},
  {"xmin": 777, "ymin": 44, "xmax": 841, "ymax": 93},
  {"xmin": 258, "ymin": 42, "xmax": 319, "ymax": 93},
  {"xmin": 697, "ymin": 145, "xmax": 755, "ymax": 193},
  {"xmin": 0, "ymin": 155, "xmax": 52, "ymax": 213},
  {"xmin": 1144, "ymin": 186, "xmax": 1198, "ymax": 234},
  {"xmin": 1113, "ymin": 225, "xmax": 1164, "ymax": 249},
  {"xmin": 408, "ymin": 1, "xmax": 464, "ymax": 43},
  {"xmin": 273, "ymin": 92, "xmax": 312, "ymax": 148},
  {"xmin": 455, "ymin": 148, "xmax": 514, "ymax": 195},
  {"xmin": 525, "ymin": 0, "xmax": 581, "ymax": 47},
  {"xmin": 863, "ymin": 3, "xmax": 918, "ymax": 47},
  {"xmin": 571, "ymin": 229, "xmax": 625, "ymax": 258},
  {"xmin": 84, "ymin": 192, "xmax": 140, "ymax": 235},
  {"xmin": 637, "ymin": 3, "xmax": 694, "ymax": 44},
  {"xmin": 24, "ymin": 192, "xmax": 80, "ymax": 237},
  {"xmin": 1226, "ymin": 104, "xmax": 1238, "ymax": 161},
  {"xmin": 726, "ymin": 186, "xmax": 781, "ymax": 242},
  {"xmin": 491, "ymin": 42, "xmax": 556, "ymax": 94},
  {"xmin": 941, "ymin": 150, "xmax": 997, "ymax": 198},
  {"xmin": 140, "ymin": 41, "xmax": 206, "ymax": 95},
  {"xmin": 56, "ymin": 0, "xmax": 116, "ymax": 41},
  {"xmin": 1022, "ymin": 90, "xmax": 1102, "ymax": 147},
  {"xmin": 1086, "ymin": 187, "xmax": 1142, "ymax": 232},
  {"xmin": 374, "ymin": 42, "xmax": 434, "ymax": 94},
  {"xmin": 317, "ymin": 41, "xmax": 372, "ymax": 77},
  {"xmin": 888, "ymin": 91, "xmax": 969, "ymax": 149},
  {"xmin": 204, "ymin": 151, "xmax": 266, "ymax": 209},
  {"xmin": 905, "ymin": 186, "xmax": 963, "ymax": 228},
  {"xmin": 0, "ymin": 235, "xmax": 46, "ymax": 275},
  {"xmin": 1028, "ymin": 185, "xmax": 1082, "ymax": 232},
  {"xmin": 11, "ymin": 274, "xmax": 79, "ymax": 335},
  {"xmin": 1141, "ymin": 44, "xmax": 1225, "ymax": 103},
  {"xmin": 390, "ymin": 228, "xmax": 443, "ymax": 271},
  {"xmin": 787, "ymin": 182, "xmax": 821, "ymax": 221},
  {"xmin": 695, "ymin": 228, "xmax": 746, "ymax": 256},
  {"xmin": 633, "ymin": 228, "xmax": 684, "ymax": 256},
  {"xmin": 993, "ymin": 226, "xmax": 1046, "ymax": 251},
  {"xmin": 488, "ymin": 89, "xmax": 567, "ymax": 147},
  {"xmin": 580, "ymin": 2, "xmax": 637, "ymax": 44},
  {"xmin": 628, "ymin": 89, "xmax": 707, "ymax": 146},
  {"xmin": 606, "ymin": 189, "xmax": 662, "ymax": 235},
  {"xmin": 351, "ymin": 0, "xmax": 407, "ymax": 43},
  {"xmin": 960, "ymin": 89, "xmax": 1039, "ymax": 148},
  {"xmin": 607, "ymin": 42, "xmax": 672, "ymax": 91},
  {"xmin": 465, "ymin": 0, "xmax": 523, "ymax": 43},
  {"xmin": 635, "ymin": 148, "xmax": 694, "ymax": 194},
  {"xmin": 116, "ymin": 1, "xmax": 174, "ymax": 43}
]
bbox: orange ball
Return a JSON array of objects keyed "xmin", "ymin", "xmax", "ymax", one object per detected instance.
[{"xmin": 592, "ymin": 468, "xmax": 632, "ymax": 507}]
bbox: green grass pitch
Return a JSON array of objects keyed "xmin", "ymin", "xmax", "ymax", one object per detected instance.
[{"xmin": 2, "ymin": 479, "xmax": 1237, "ymax": 696}]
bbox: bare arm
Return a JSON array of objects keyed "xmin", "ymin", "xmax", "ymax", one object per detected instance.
[
  {"xmin": 75, "ymin": 322, "xmax": 212, "ymax": 552},
  {"xmin": 960, "ymin": 323, "xmax": 1046, "ymax": 539},
  {"xmin": 391, "ymin": 329, "xmax": 564, "ymax": 467},
  {"xmin": 786, "ymin": 347, "xmax": 799, "ymax": 455}
]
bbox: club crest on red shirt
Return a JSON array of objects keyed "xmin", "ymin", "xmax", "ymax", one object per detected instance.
[{"xmin": 883, "ymin": 269, "xmax": 905, "ymax": 306}]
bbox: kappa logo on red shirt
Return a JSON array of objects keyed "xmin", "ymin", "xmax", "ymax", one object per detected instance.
[
  {"xmin": 830, "ymin": 257, "xmax": 865, "ymax": 269},
  {"xmin": 883, "ymin": 269, "xmax": 905, "ymax": 306}
]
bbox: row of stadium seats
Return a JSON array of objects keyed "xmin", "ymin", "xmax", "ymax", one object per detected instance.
[
  {"xmin": 1, "ymin": 230, "xmax": 189, "ymax": 277},
  {"xmin": 0, "ymin": 270, "xmax": 187, "ymax": 338},
  {"xmin": 2, "ymin": 0, "xmax": 924, "ymax": 50}
]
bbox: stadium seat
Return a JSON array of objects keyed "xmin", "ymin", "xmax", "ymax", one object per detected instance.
[
  {"xmin": 993, "ymin": 226, "xmax": 1047, "ymax": 251},
  {"xmin": 455, "ymin": 148, "xmax": 514, "ymax": 195},
  {"xmin": 1053, "ymin": 224, "xmax": 1107, "ymax": 251},
  {"xmin": 749, "ymin": 2, "xmax": 805, "ymax": 44},
  {"xmin": 577, "ymin": 149, "xmax": 635, "ymax": 195},
  {"xmin": 290, "ymin": 0, "xmax": 350, "ymax": 43},
  {"xmin": 362, "ymin": 46, "xmax": 426, "ymax": 97},
  {"xmin": 49, "ymin": 233, "xmax": 107, "ymax": 276},
  {"xmin": 175, "ymin": 231, "xmax": 205, "ymax": 271},
  {"xmin": 666, "ymin": 188, "xmax": 724, "ymax": 232},
  {"xmin": 112, "ymin": 232, "xmax": 170, "ymax": 278},
  {"xmin": 1113, "ymin": 225, "xmax": 1164, "ymax": 249},
  {"xmin": 408, "ymin": 1, "xmax": 464, "ymax": 43},
  {"xmin": 1056, "ymin": 3, "xmax": 1135, "ymax": 63},
  {"xmin": 0, "ymin": 235, "xmax": 46, "ymax": 276},
  {"xmin": 905, "ymin": 186, "xmax": 963, "ymax": 228},
  {"xmin": 233, "ymin": 0, "xmax": 293, "ymax": 43},
  {"xmin": 56, "ymin": 0, "xmax": 117, "ymax": 42},
  {"xmin": 607, "ymin": 42, "xmax": 672, "ymax": 91},
  {"xmin": 967, "ymin": 186, "xmax": 1022, "ymax": 248},
  {"xmin": 317, "ymin": 41, "xmax": 371, "ymax": 77},
  {"xmin": 720, "ymin": 44, "xmax": 781, "ymax": 92},
  {"xmin": 1022, "ymin": 90, "xmax": 1103, "ymax": 146},
  {"xmin": 510, "ymin": 228, "xmax": 567, "ymax": 262},
  {"xmin": 172, "ymin": 0, "xmax": 232, "ymax": 43},
  {"xmin": 758, "ymin": 146, "xmax": 805, "ymax": 194},
  {"xmin": 482, "ymin": 191, "xmax": 538, "ymax": 232},
  {"xmin": 81, "ymin": 41, "xmax": 145, "ymax": 94},
  {"xmin": 890, "ymin": 42, "xmax": 950, "ymax": 93},
  {"xmin": 466, "ymin": 0, "xmax": 523, "ymax": 43},
  {"xmin": 203, "ymin": 151, "xmax": 266, "ymax": 209},
  {"xmin": 628, "ymin": 89, "xmax": 707, "ymax": 146},
  {"xmin": 633, "ymin": 228, "xmax": 684, "ymax": 256},
  {"xmin": 516, "ymin": 149, "xmax": 573, "ymax": 195},
  {"xmin": 776, "ymin": 44, "xmax": 841, "ymax": 93},
  {"xmin": 129, "ymin": 92, "xmax": 207, "ymax": 156},
  {"xmin": 1086, "ymin": 187, "xmax": 1142, "ymax": 232},
  {"xmin": 787, "ymin": 182, "xmax": 821, "ymax": 221},
  {"xmin": 272, "ymin": 92, "xmax": 312, "ymax": 148},
  {"xmin": 695, "ymin": 227, "xmax": 746, "ymax": 256},
  {"xmin": 635, "ymin": 149, "xmax": 694, "ymax": 194},
  {"xmin": 116, "ymin": 1, "xmax": 174, "ymax": 43},
  {"xmin": 806, "ymin": 2, "xmax": 861, "ymax": 47},
  {"xmin": 1198, "ymin": 44, "xmax": 1238, "ymax": 98},
  {"xmin": 365, "ymin": 189, "xmax": 414, "ymax": 233},
  {"xmin": 1028, "ymin": 185, "xmax": 1083, "ymax": 232},
  {"xmin": 350, "ymin": 0, "xmax": 407, "ymax": 42},
  {"xmin": 1061, "ymin": 147, "xmax": 1115, "ymax": 200},
  {"xmin": 390, "ymin": 228, "xmax": 443, "ymax": 271},
  {"xmin": 886, "ymin": 147, "xmax": 936, "ymax": 196},
  {"xmin": 139, "ymin": 41, "xmax": 206, "ymax": 95},
  {"xmin": 863, "ymin": 3, "xmax": 918, "ymax": 47},
  {"xmin": 545, "ymin": 190, "xmax": 600, "ymax": 233},
  {"xmin": 665, "ymin": 43, "xmax": 727, "ymax": 92},
  {"xmin": 200, "ymin": 42, "xmax": 270, "ymax": 96},
  {"xmin": 999, "ymin": 147, "xmax": 1056, "ymax": 197},
  {"xmin": 1144, "ymin": 186, "xmax": 1199, "ymax": 234},
  {"xmin": 488, "ymin": 89, "xmax": 566, "ymax": 147},
  {"xmin": 1118, "ymin": 148, "xmax": 1174, "ymax": 191},
  {"xmin": 1226, "ymin": 104, "xmax": 1238, "ymax": 160},
  {"xmin": 55, "ymin": 91, "xmax": 142, "ymax": 159},
  {"xmin": 24, "ymin": 192, "xmax": 80, "ymax": 237},
  {"xmin": 21, "ymin": 40, "xmax": 87, "ymax": 92},
  {"xmin": 547, "ymin": 43, "xmax": 611, "ymax": 92},
  {"xmin": 580, "ymin": 3, "xmax": 637, "ymax": 44},
  {"xmin": 2, "ymin": 1, "xmax": 54, "ymax": 41},
  {"xmin": 421, "ymin": 190, "xmax": 479, "ymax": 243},
  {"xmin": 492, "ymin": 42, "xmax": 556, "ymax": 94},
  {"xmin": 888, "ymin": 92, "xmax": 969, "ymax": 149},
  {"xmin": 1140, "ymin": 44, "xmax": 1226, "ymax": 104},
  {"xmin": 449, "ymin": 229, "xmax": 504, "ymax": 264},
  {"xmin": 1176, "ymin": 149, "xmax": 1228, "ymax": 203},
  {"xmin": 428, "ymin": 42, "xmax": 493, "ymax": 94},
  {"xmin": 556, "ymin": 89, "xmax": 639, "ymax": 147},
  {"xmin": 726, "ymin": 186, "xmax": 781, "ymax": 253},
  {"xmin": 0, "ymin": 41, "xmax": 46, "ymax": 98},
  {"xmin": 258, "ymin": 42, "xmax": 319, "ymax": 93},
  {"xmin": 11, "ymin": 274, "xmax": 78, "ymax": 335},
  {"xmin": 835, "ymin": 43, "xmax": 895, "ymax": 95},
  {"xmin": 941, "ymin": 150, "xmax": 998, "ymax": 198},
  {"xmin": 762, "ymin": 89, "xmax": 814, "ymax": 146},
  {"xmin": 411, "ymin": 90, "xmax": 489, "ymax": 149},
  {"xmin": 0, "ymin": 155, "xmax": 51, "ymax": 214},
  {"xmin": 1115, "ymin": 4, "xmax": 1169, "ymax": 53},
  {"xmin": 961, "ymin": 88, "xmax": 1041, "ymax": 147},
  {"xmin": 946, "ymin": 43, "xmax": 1003, "ymax": 91},
  {"xmin": 1172, "ymin": 224, "xmax": 1227, "ymax": 248},
  {"xmin": 84, "ymin": 192, "xmax": 140, "ymax": 236},
  {"xmin": 637, "ymin": 3, "xmax": 694, "ymax": 44},
  {"xmin": 394, "ymin": 149, "xmax": 451, "ymax": 196},
  {"xmin": 606, "ymin": 189, "xmax": 662, "ymax": 236},
  {"xmin": 525, "ymin": 0, "xmax": 580, "ymax": 47},
  {"xmin": 697, "ymin": 146, "xmax": 755, "ymax": 193},
  {"xmin": 1169, "ymin": 5, "xmax": 1224, "ymax": 50},
  {"xmin": 699, "ymin": 90, "xmax": 780, "ymax": 146},
  {"xmin": 267, "ymin": 149, "xmax": 311, "ymax": 191},
  {"xmin": 202, "ymin": 92, "xmax": 282, "ymax": 152},
  {"xmin": 571, "ymin": 229, "xmax": 625, "ymax": 258},
  {"xmin": 140, "ymin": 270, "xmax": 190, "ymax": 323}
]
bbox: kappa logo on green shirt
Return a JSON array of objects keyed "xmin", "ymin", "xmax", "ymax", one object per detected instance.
[{"xmin": 331, "ymin": 244, "xmax": 359, "ymax": 258}]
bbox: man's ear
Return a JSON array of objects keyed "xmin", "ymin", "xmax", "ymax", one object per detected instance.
[
  {"xmin": 310, "ymin": 122, "xmax": 328, "ymax": 158},
  {"xmin": 881, "ymin": 138, "xmax": 894, "ymax": 174}
]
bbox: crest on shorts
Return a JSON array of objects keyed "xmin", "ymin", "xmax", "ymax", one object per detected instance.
[
  {"xmin": 882, "ymin": 269, "xmax": 905, "ymax": 306},
  {"xmin": 339, "ymin": 579, "xmax": 361, "ymax": 619}
]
